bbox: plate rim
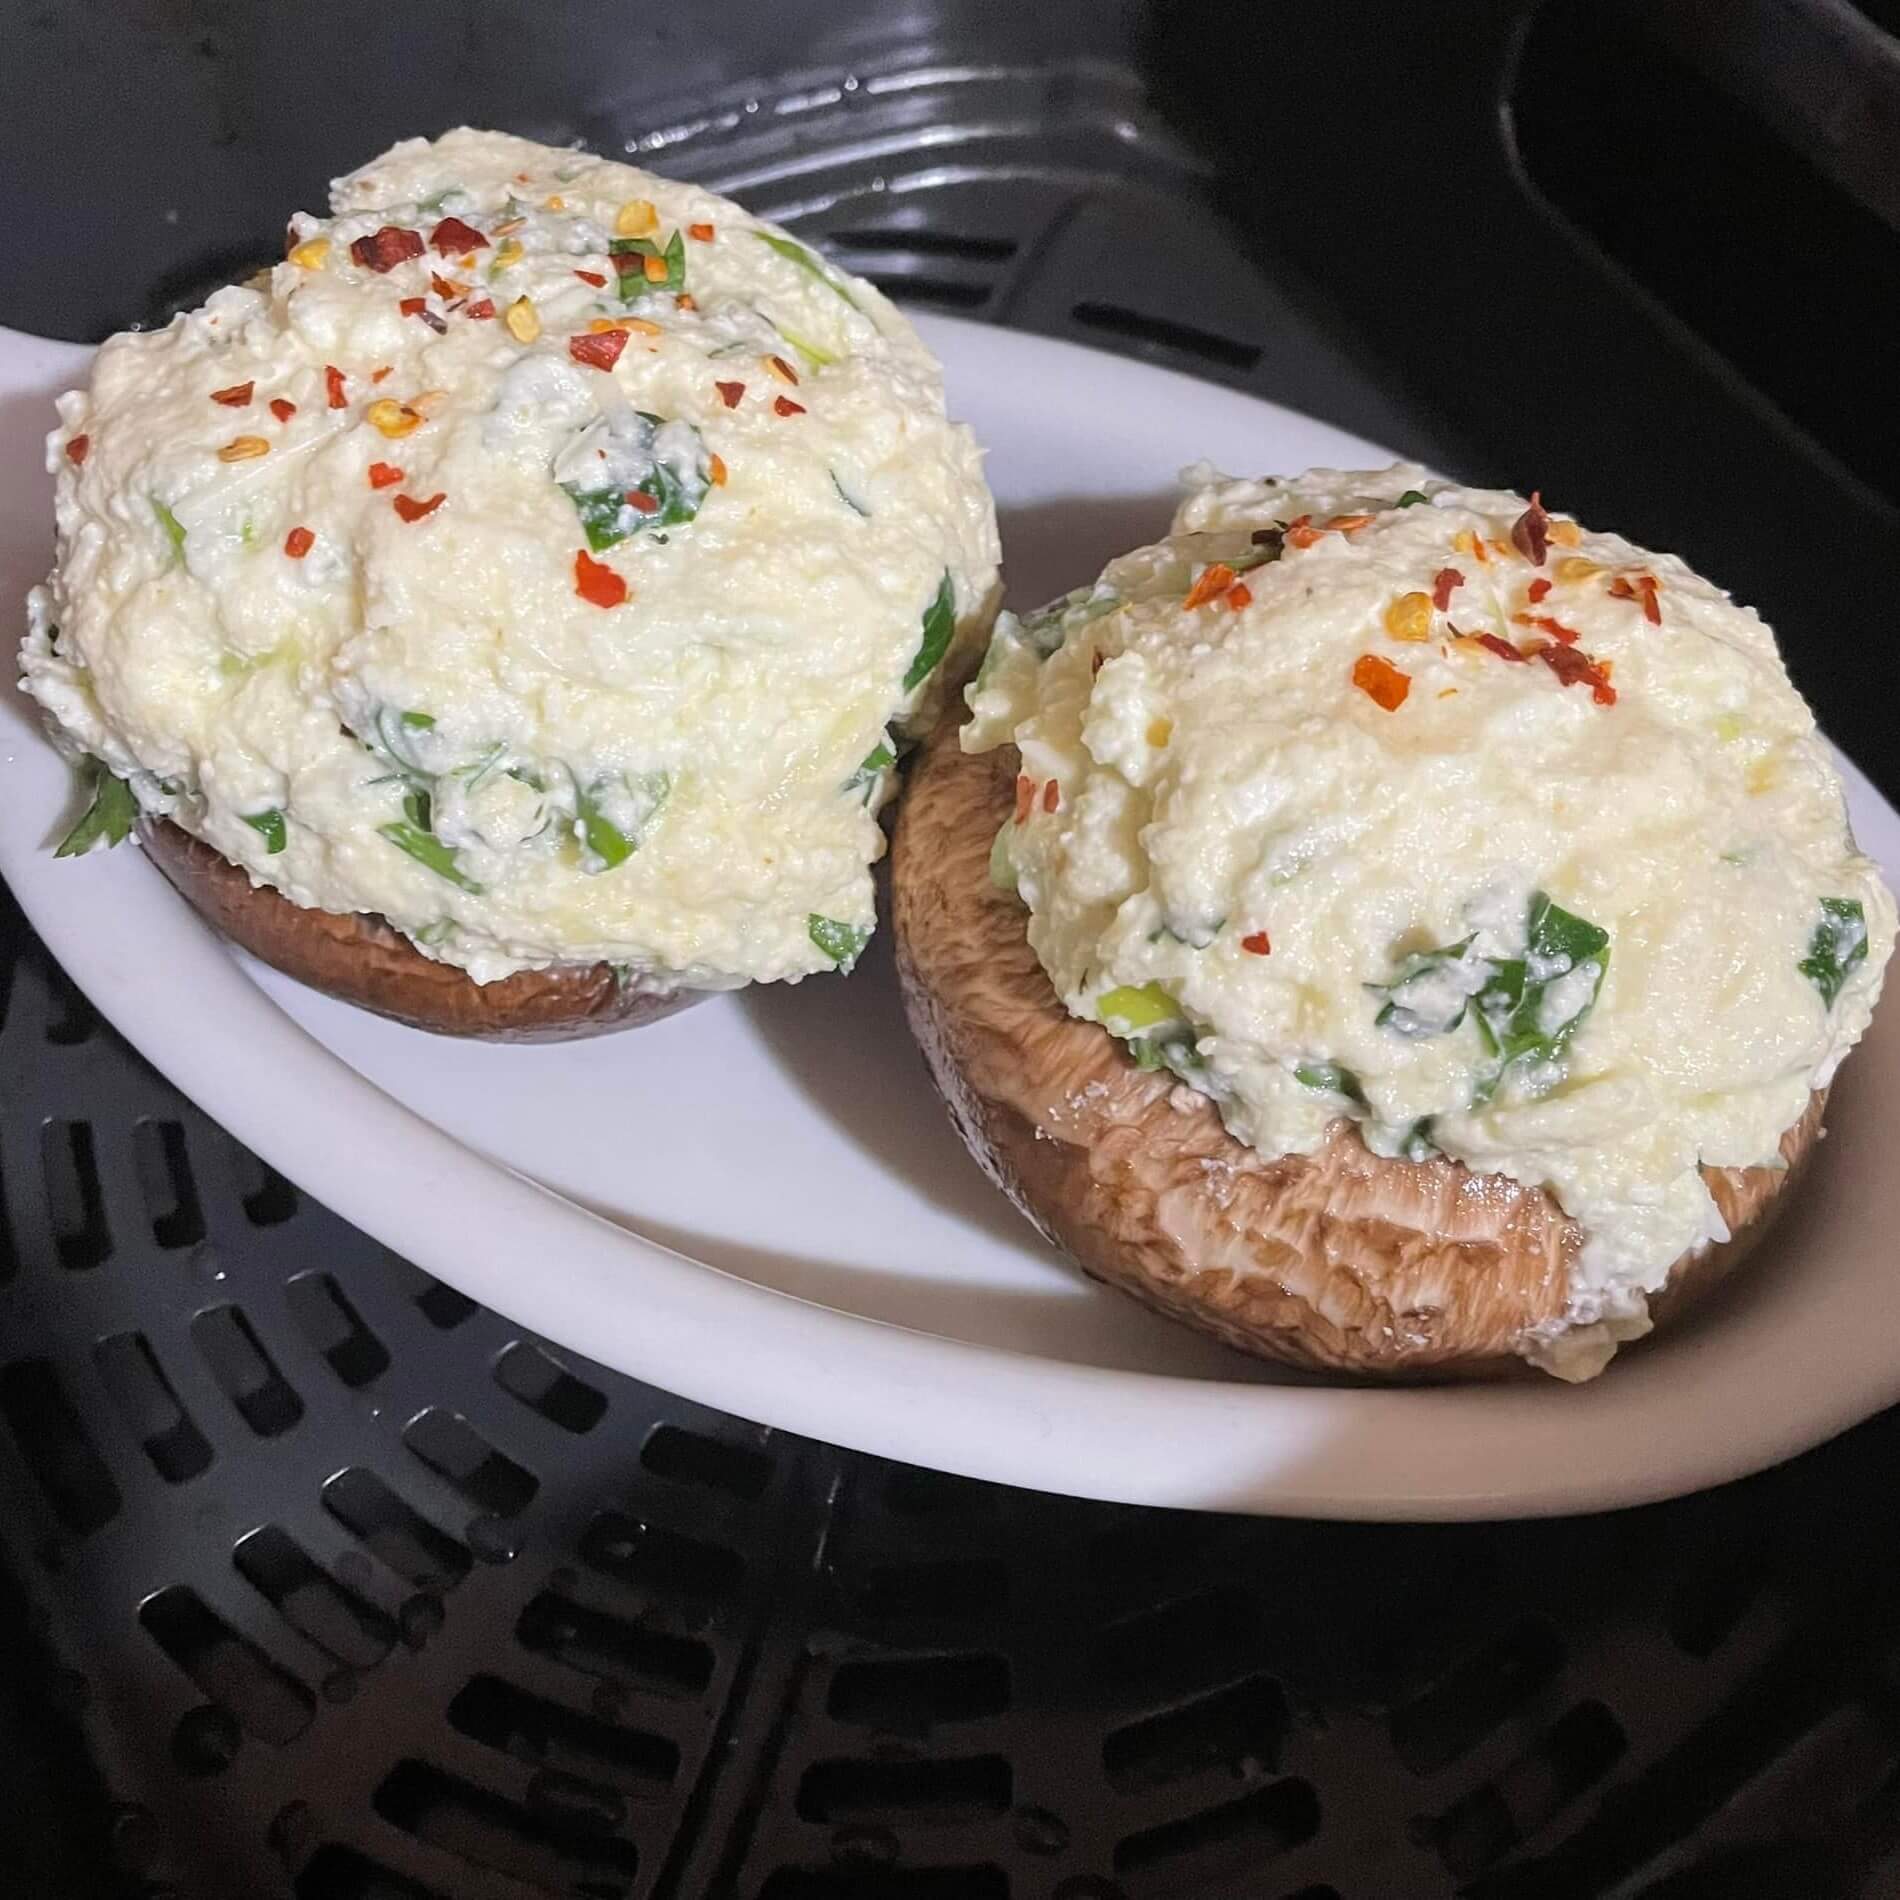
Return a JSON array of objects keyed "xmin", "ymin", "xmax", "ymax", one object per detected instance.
[{"xmin": 3, "ymin": 310, "xmax": 1896, "ymax": 1520}]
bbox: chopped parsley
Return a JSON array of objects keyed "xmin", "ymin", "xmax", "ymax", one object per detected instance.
[
  {"xmin": 809, "ymin": 913, "xmax": 870, "ymax": 972},
  {"xmin": 1799, "ymin": 897, "xmax": 1868, "ymax": 1007},
  {"xmin": 55, "ymin": 766, "xmax": 138, "ymax": 857}
]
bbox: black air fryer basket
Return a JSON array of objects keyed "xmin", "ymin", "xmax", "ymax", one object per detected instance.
[{"xmin": 5, "ymin": 4, "xmax": 1900, "ymax": 1896}]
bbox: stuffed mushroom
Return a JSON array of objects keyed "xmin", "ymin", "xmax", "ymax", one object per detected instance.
[
  {"xmin": 892, "ymin": 465, "xmax": 1892, "ymax": 1379},
  {"xmin": 23, "ymin": 128, "xmax": 999, "ymax": 1037}
]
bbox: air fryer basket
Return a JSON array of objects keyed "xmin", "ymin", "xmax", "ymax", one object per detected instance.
[{"xmin": 5, "ymin": 3, "xmax": 1900, "ymax": 1896}]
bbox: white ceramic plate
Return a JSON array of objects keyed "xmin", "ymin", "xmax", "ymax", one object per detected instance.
[{"xmin": 3, "ymin": 315, "xmax": 1897, "ymax": 1520}]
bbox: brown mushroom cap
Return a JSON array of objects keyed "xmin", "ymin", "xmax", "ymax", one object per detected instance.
[
  {"xmin": 890, "ymin": 712, "xmax": 1826, "ymax": 1379},
  {"xmin": 140, "ymin": 818, "xmax": 703, "ymax": 1042}
]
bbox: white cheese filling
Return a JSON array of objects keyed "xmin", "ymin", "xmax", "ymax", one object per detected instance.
[
  {"xmin": 23, "ymin": 127, "xmax": 1001, "ymax": 988},
  {"xmin": 967, "ymin": 463, "xmax": 1894, "ymax": 1375}
]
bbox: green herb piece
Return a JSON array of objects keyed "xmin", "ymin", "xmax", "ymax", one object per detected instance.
[
  {"xmin": 831, "ymin": 470, "xmax": 870, "ymax": 517},
  {"xmin": 1799, "ymin": 897, "xmax": 1868, "ymax": 1006},
  {"xmin": 574, "ymin": 784, "xmax": 634, "ymax": 871},
  {"xmin": 400, "ymin": 710, "xmax": 435, "ymax": 731},
  {"xmin": 380, "ymin": 820, "xmax": 482, "ymax": 892},
  {"xmin": 55, "ymin": 766, "xmax": 137, "ymax": 857},
  {"xmin": 775, "ymin": 322, "xmax": 840, "ymax": 369},
  {"xmin": 988, "ymin": 824, "xmax": 1018, "ymax": 894},
  {"xmin": 379, "ymin": 788, "xmax": 482, "ymax": 892},
  {"xmin": 611, "ymin": 228, "xmax": 685, "ymax": 298},
  {"xmin": 153, "ymin": 498, "xmax": 187, "ymax": 565},
  {"xmin": 1372, "ymin": 933, "xmax": 1485, "ymax": 1037},
  {"xmin": 1395, "ymin": 489, "xmax": 1430, "ymax": 507},
  {"xmin": 415, "ymin": 186, "xmax": 460, "ymax": 214},
  {"xmin": 413, "ymin": 919, "xmax": 457, "ymax": 947},
  {"xmin": 1469, "ymin": 893, "xmax": 1609, "ymax": 1098},
  {"xmin": 846, "ymin": 737, "xmax": 896, "ymax": 802},
  {"xmin": 809, "ymin": 913, "xmax": 871, "ymax": 972},
  {"xmin": 1099, "ymin": 982, "xmax": 1181, "ymax": 1034},
  {"xmin": 755, "ymin": 230, "xmax": 862, "ymax": 312},
  {"xmin": 903, "ymin": 572, "xmax": 956, "ymax": 693},
  {"xmin": 561, "ymin": 412, "xmax": 707, "ymax": 550},
  {"xmin": 1295, "ymin": 1060, "xmax": 1368, "ymax": 1106},
  {"xmin": 242, "ymin": 808, "xmax": 287, "ymax": 854}
]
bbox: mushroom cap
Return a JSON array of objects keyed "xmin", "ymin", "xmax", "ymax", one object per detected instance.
[
  {"xmin": 890, "ymin": 710, "xmax": 1825, "ymax": 1379},
  {"xmin": 140, "ymin": 818, "xmax": 701, "ymax": 1042}
]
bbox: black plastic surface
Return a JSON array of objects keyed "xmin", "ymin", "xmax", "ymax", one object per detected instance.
[{"xmin": 5, "ymin": 4, "xmax": 1900, "ymax": 1896}]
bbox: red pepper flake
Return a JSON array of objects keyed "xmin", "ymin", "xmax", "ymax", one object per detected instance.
[
  {"xmin": 283, "ymin": 525, "xmax": 314, "ymax": 560},
  {"xmin": 1225, "ymin": 582, "xmax": 1253, "ymax": 611},
  {"xmin": 1527, "ymin": 576, "xmax": 1552, "ymax": 604},
  {"xmin": 210, "ymin": 381, "xmax": 254, "ymax": 407},
  {"xmin": 372, "ymin": 366, "xmax": 393, "ymax": 384},
  {"xmin": 1183, "ymin": 561, "xmax": 1239, "ymax": 609},
  {"xmin": 688, "ymin": 221, "xmax": 716, "ymax": 241},
  {"xmin": 464, "ymin": 298, "xmax": 496, "ymax": 320},
  {"xmin": 428, "ymin": 216, "xmax": 488, "ymax": 257},
  {"xmin": 625, "ymin": 489, "xmax": 661, "ymax": 514},
  {"xmin": 715, "ymin": 381, "xmax": 745, "ymax": 408},
  {"xmin": 392, "ymin": 492, "xmax": 445, "ymax": 524},
  {"xmin": 1327, "ymin": 512, "xmax": 1375, "ymax": 534},
  {"xmin": 675, "ymin": 293, "xmax": 697, "ymax": 312},
  {"xmin": 574, "ymin": 548, "xmax": 628, "ymax": 608},
  {"xmin": 268, "ymin": 398, "xmax": 296, "ymax": 424},
  {"xmin": 1241, "ymin": 930, "xmax": 1271, "ymax": 956},
  {"xmin": 367, "ymin": 461, "xmax": 404, "ymax": 489},
  {"xmin": 1431, "ymin": 565, "xmax": 1463, "ymax": 610},
  {"xmin": 1511, "ymin": 490, "xmax": 1550, "ymax": 565},
  {"xmin": 1610, "ymin": 573, "xmax": 1663, "ymax": 624},
  {"xmin": 568, "ymin": 328, "xmax": 630, "ymax": 371},
  {"xmin": 773, "ymin": 395, "xmax": 806, "ymax": 417},
  {"xmin": 64, "ymin": 434, "xmax": 89, "ymax": 466},
  {"xmin": 1351, "ymin": 652, "xmax": 1411, "ymax": 710},
  {"xmin": 1042, "ymin": 779, "xmax": 1060, "ymax": 814},
  {"xmin": 766, "ymin": 354, "xmax": 800, "ymax": 386},
  {"xmin": 1513, "ymin": 611, "xmax": 1581, "ymax": 646},
  {"xmin": 573, "ymin": 269, "xmax": 608, "ymax": 288},
  {"xmin": 325, "ymin": 365, "xmax": 347, "ymax": 408},
  {"xmin": 398, "ymin": 296, "xmax": 427, "ymax": 317},
  {"xmin": 1534, "ymin": 640, "xmax": 1617, "ymax": 705},
  {"xmin": 350, "ymin": 225, "xmax": 425, "ymax": 273},
  {"xmin": 430, "ymin": 272, "xmax": 462, "ymax": 300},
  {"xmin": 1473, "ymin": 631, "xmax": 1531, "ymax": 664},
  {"xmin": 1013, "ymin": 775, "xmax": 1036, "ymax": 824},
  {"xmin": 1284, "ymin": 514, "xmax": 1326, "ymax": 550}
]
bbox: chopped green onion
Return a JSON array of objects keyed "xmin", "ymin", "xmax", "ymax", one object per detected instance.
[
  {"xmin": 831, "ymin": 470, "xmax": 870, "ymax": 517},
  {"xmin": 846, "ymin": 738, "xmax": 896, "ymax": 802},
  {"xmin": 152, "ymin": 498, "xmax": 187, "ymax": 565},
  {"xmin": 775, "ymin": 322, "xmax": 840, "ymax": 369},
  {"xmin": 55, "ymin": 766, "xmax": 138, "ymax": 857},
  {"xmin": 754, "ymin": 230, "xmax": 862, "ymax": 312},
  {"xmin": 611, "ymin": 229, "xmax": 685, "ymax": 298},
  {"xmin": 574, "ymin": 784, "xmax": 634, "ymax": 871},
  {"xmin": 1099, "ymin": 982, "xmax": 1181, "ymax": 1034},
  {"xmin": 413, "ymin": 919, "xmax": 457, "ymax": 947},
  {"xmin": 400, "ymin": 710, "xmax": 435, "ymax": 731},
  {"xmin": 903, "ymin": 572, "xmax": 956, "ymax": 693},
  {"xmin": 1295, "ymin": 1060, "xmax": 1367, "ymax": 1106},
  {"xmin": 242, "ymin": 808, "xmax": 287, "ymax": 854},
  {"xmin": 809, "ymin": 913, "xmax": 870, "ymax": 972},
  {"xmin": 988, "ymin": 824, "xmax": 1018, "ymax": 894},
  {"xmin": 379, "ymin": 820, "xmax": 482, "ymax": 892},
  {"xmin": 1799, "ymin": 897, "xmax": 1868, "ymax": 1006},
  {"xmin": 1395, "ymin": 489, "xmax": 1429, "ymax": 507}
]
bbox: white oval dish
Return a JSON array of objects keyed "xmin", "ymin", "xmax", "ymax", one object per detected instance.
[{"xmin": 2, "ymin": 314, "xmax": 1895, "ymax": 1520}]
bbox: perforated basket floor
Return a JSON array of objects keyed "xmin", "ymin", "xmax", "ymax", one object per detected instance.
[{"xmin": 6, "ymin": 6, "xmax": 1900, "ymax": 1898}]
